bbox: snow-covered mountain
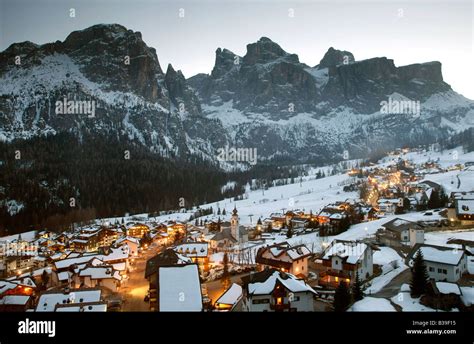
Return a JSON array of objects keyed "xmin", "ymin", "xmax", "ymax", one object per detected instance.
[
  {"xmin": 1, "ymin": 24, "xmax": 473, "ymax": 166},
  {"xmin": 189, "ymin": 38, "xmax": 474, "ymax": 162},
  {"xmin": 0, "ymin": 24, "xmax": 228, "ymax": 161}
]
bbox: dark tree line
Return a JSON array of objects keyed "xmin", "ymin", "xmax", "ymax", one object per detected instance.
[{"xmin": 0, "ymin": 133, "xmax": 242, "ymax": 234}]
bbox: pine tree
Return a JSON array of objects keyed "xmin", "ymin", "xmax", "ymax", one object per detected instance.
[
  {"xmin": 286, "ymin": 221, "xmax": 294, "ymax": 238},
  {"xmin": 41, "ymin": 270, "xmax": 49, "ymax": 290},
  {"xmin": 333, "ymin": 281, "xmax": 351, "ymax": 312},
  {"xmin": 351, "ymin": 272, "xmax": 364, "ymax": 302},
  {"xmin": 410, "ymin": 250, "xmax": 430, "ymax": 297},
  {"xmin": 427, "ymin": 189, "xmax": 440, "ymax": 209},
  {"xmin": 221, "ymin": 252, "xmax": 230, "ymax": 290}
]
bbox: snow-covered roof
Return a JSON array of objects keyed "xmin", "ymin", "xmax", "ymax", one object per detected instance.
[
  {"xmin": 435, "ymin": 282, "xmax": 461, "ymax": 295},
  {"xmin": 323, "ymin": 240, "xmax": 368, "ymax": 265},
  {"xmin": 245, "ymin": 270, "xmax": 316, "ymax": 295},
  {"xmin": 57, "ymin": 271, "xmax": 70, "ymax": 281},
  {"xmin": 456, "ymin": 199, "xmax": 474, "ymax": 215},
  {"xmin": 216, "ymin": 283, "xmax": 242, "ymax": 306},
  {"xmin": 36, "ymin": 289, "xmax": 102, "ymax": 312},
  {"xmin": 461, "ymin": 286, "xmax": 474, "ymax": 306},
  {"xmin": 54, "ymin": 254, "xmax": 99, "ymax": 270},
  {"xmin": 0, "ymin": 295, "xmax": 31, "ymax": 305},
  {"xmin": 116, "ymin": 236, "xmax": 140, "ymax": 245},
  {"xmin": 158, "ymin": 264, "xmax": 202, "ymax": 312},
  {"xmin": 378, "ymin": 198, "xmax": 400, "ymax": 204},
  {"xmin": 112, "ymin": 262, "xmax": 126, "ymax": 271},
  {"xmin": 55, "ymin": 302, "xmax": 107, "ymax": 312},
  {"xmin": 412, "ymin": 245, "xmax": 465, "ymax": 266},
  {"xmin": 100, "ymin": 246, "xmax": 130, "ymax": 262},
  {"xmin": 258, "ymin": 242, "xmax": 311, "ymax": 265},
  {"xmin": 79, "ymin": 266, "xmax": 121, "ymax": 280}
]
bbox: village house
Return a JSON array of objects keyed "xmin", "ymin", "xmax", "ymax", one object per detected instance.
[
  {"xmin": 145, "ymin": 249, "xmax": 192, "ymax": 311},
  {"xmin": 157, "ymin": 264, "xmax": 203, "ymax": 312},
  {"xmin": 240, "ymin": 269, "xmax": 317, "ymax": 312},
  {"xmin": 116, "ymin": 236, "xmax": 140, "ymax": 257},
  {"xmin": 2, "ymin": 254, "xmax": 36, "ymax": 277},
  {"xmin": 125, "ymin": 222, "xmax": 150, "ymax": 238},
  {"xmin": 0, "ymin": 278, "xmax": 36, "ymax": 311},
  {"xmin": 407, "ymin": 244, "xmax": 469, "ymax": 283},
  {"xmin": 0, "ymin": 294, "xmax": 33, "ymax": 311},
  {"xmin": 71, "ymin": 227, "xmax": 101, "ymax": 252},
  {"xmin": 317, "ymin": 239, "xmax": 375, "ymax": 288},
  {"xmin": 98, "ymin": 227, "xmax": 121, "ymax": 247},
  {"xmin": 215, "ymin": 283, "xmax": 243, "ymax": 311},
  {"xmin": 268, "ymin": 213, "xmax": 286, "ymax": 229},
  {"xmin": 36, "ymin": 287, "xmax": 104, "ymax": 312},
  {"xmin": 452, "ymin": 199, "xmax": 474, "ymax": 225},
  {"xmin": 174, "ymin": 242, "xmax": 209, "ymax": 272},
  {"xmin": 77, "ymin": 264, "xmax": 122, "ymax": 292},
  {"xmin": 376, "ymin": 198, "xmax": 401, "ymax": 216},
  {"xmin": 423, "ymin": 280, "xmax": 464, "ymax": 311},
  {"xmin": 255, "ymin": 242, "xmax": 312, "ymax": 278},
  {"xmin": 376, "ymin": 218, "xmax": 424, "ymax": 247}
]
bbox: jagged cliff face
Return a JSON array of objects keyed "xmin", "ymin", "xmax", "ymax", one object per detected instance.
[
  {"xmin": 0, "ymin": 24, "xmax": 228, "ymax": 160},
  {"xmin": 1, "ymin": 25, "xmax": 473, "ymax": 165},
  {"xmin": 189, "ymin": 38, "xmax": 474, "ymax": 162}
]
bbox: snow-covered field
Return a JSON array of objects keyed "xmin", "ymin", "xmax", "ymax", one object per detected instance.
[
  {"xmin": 365, "ymin": 247, "xmax": 407, "ymax": 294},
  {"xmin": 349, "ymin": 297, "xmax": 396, "ymax": 312}
]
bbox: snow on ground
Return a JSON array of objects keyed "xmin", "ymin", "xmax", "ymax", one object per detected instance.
[
  {"xmin": 349, "ymin": 297, "xmax": 396, "ymax": 312},
  {"xmin": 424, "ymin": 230, "xmax": 474, "ymax": 274},
  {"xmin": 461, "ymin": 287, "xmax": 474, "ymax": 306},
  {"xmin": 380, "ymin": 147, "xmax": 474, "ymax": 170},
  {"xmin": 391, "ymin": 284, "xmax": 456, "ymax": 312},
  {"xmin": 102, "ymin": 147, "xmax": 473, "ymax": 232},
  {"xmin": 0, "ymin": 230, "xmax": 37, "ymax": 243},
  {"xmin": 364, "ymin": 247, "xmax": 408, "ymax": 294},
  {"xmin": 373, "ymin": 247, "xmax": 404, "ymax": 266}
]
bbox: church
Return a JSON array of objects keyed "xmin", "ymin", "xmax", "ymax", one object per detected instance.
[{"xmin": 209, "ymin": 207, "xmax": 248, "ymax": 252}]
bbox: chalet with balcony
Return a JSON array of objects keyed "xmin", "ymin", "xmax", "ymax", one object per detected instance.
[
  {"xmin": 174, "ymin": 242, "xmax": 209, "ymax": 272},
  {"xmin": 241, "ymin": 269, "xmax": 316, "ymax": 312},
  {"xmin": 255, "ymin": 242, "xmax": 312, "ymax": 278},
  {"xmin": 125, "ymin": 222, "xmax": 150, "ymax": 238},
  {"xmin": 318, "ymin": 239, "xmax": 374, "ymax": 288}
]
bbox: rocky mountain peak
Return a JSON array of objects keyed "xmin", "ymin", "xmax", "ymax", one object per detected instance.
[
  {"xmin": 318, "ymin": 47, "xmax": 355, "ymax": 68},
  {"xmin": 243, "ymin": 37, "xmax": 297, "ymax": 65},
  {"xmin": 3, "ymin": 41, "xmax": 39, "ymax": 56},
  {"xmin": 211, "ymin": 48, "xmax": 239, "ymax": 79}
]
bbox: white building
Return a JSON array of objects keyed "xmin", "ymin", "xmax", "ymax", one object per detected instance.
[
  {"xmin": 158, "ymin": 264, "xmax": 202, "ymax": 311},
  {"xmin": 116, "ymin": 236, "xmax": 140, "ymax": 257},
  {"xmin": 255, "ymin": 242, "xmax": 312, "ymax": 277},
  {"xmin": 408, "ymin": 244, "xmax": 469, "ymax": 283},
  {"xmin": 318, "ymin": 239, "xmax": 374, "ymax": 287},
  {"xmin": 241, "ymin": 269, "xmax": 316, "ymax": 312},
  {"xmin": 36, "ymin": 288, "xmax": 103, "ymax": 312}
]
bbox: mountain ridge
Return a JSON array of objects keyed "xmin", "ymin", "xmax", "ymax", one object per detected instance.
[{"xmin": 1, "ymin": 24, "xmax": 473, "ymax": 165}]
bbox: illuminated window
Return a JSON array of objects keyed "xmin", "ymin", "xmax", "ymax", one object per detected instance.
[
  {"xmin": 335, "ymin": 276, "xmax": 339, "ymax": 282},
  {"xmin": 276, "ymin": 297, "xmax": 282, "ymax": 305}
]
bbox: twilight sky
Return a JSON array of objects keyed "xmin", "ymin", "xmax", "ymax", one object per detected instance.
[{"xmin": 1, "ymin": 0, "xmax": 473, "ymax": 98}]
